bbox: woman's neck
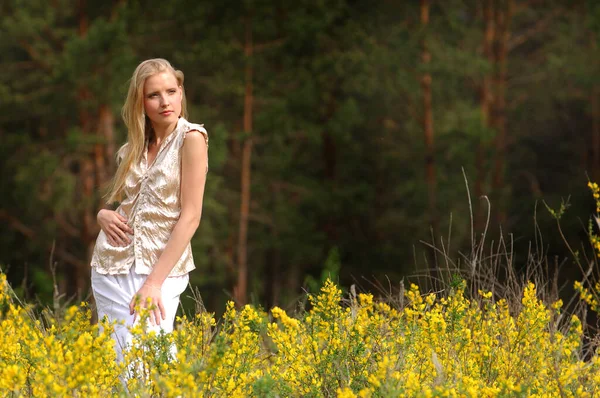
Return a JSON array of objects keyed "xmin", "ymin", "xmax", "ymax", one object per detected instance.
[{"xmin": 150, "ymin": 119, "xmax": 179, "ymax": 144}]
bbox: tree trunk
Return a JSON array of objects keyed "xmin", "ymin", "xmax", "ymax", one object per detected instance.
[
  {"xmin": 591, "ymin": 34, "xmax": 600, "ymax": 182},
  {"xmin": 98, "ymin": 104, "xmax": 115, "ymax": 185},
  {"xmin": 76, "ymin": 0, "xmax": 93, "ymax": 299},
  {"xmin": 420, "ymin": 0, "xmax": 437, "ymax": 237},
  {"xmin": 593, "ymin": 86, "xmax": 600, "ymax": 181},
  {"xmin": 91, "ymin": 103, "xmax": 115, "ymax": 255},
  {"xmin": 235, "ymin": 14, "xmax": 254, "ymax": 306},
  {"xmin": 476, "ymin": 0, "xmax": 495, "ymax": 231},
  {"xmin": 420, "ymin": 0, "xmax": 439, "ymax": 288},
  {"xmin": 491, "ymin": 0, "xmax": 513, "ymax": 225}
]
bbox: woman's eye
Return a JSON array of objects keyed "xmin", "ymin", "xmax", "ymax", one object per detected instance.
[{"xmin": 168, "ymin": 90, "xmax": 176, "ymax": 94}]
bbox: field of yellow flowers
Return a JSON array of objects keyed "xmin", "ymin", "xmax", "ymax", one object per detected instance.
[{"xmin": 1, "ymin": 270, "xmax": 599, "ymax": 397}]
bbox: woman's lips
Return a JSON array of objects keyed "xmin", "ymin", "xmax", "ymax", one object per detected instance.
[{"xmin": 160, "ymin": 110, "xmax": 173, "ymax": 116}]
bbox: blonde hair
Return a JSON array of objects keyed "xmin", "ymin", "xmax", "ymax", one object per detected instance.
[{"xmin": 104, "ymin": 58, "xmax": 188, "ymax": 204}]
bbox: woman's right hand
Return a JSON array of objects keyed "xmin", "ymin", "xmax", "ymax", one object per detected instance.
[{"xmin": 97, "ymin": 209, "xmax": 134, "ymax": 247}]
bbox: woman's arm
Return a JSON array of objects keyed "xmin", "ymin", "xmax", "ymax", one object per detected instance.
[
  {"xmin": 130, "ymin": 130, "xmax": 208, "ymax": 323},
  {"xmin": 147, "ymin": 130, "xmax": 208, "ymax": 285}
]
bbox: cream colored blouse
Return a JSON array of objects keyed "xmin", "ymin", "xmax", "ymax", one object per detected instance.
[{"xmin": 90, "ymin": 117, "xmax": 208, "ymax": 277}]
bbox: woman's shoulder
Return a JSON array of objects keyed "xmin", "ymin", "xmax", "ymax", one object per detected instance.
[
  {"xmin": 179, "ymin": 117, "xmax": 208, "ymax": 144},
  {"xmin": 179, "ymin": 117, "xmax": 207, "ymax": 135}
]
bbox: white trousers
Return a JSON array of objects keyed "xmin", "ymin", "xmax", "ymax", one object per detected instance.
[{"xmin": 91, "ymin": 266, "xmax": 189, "ymax": 364}]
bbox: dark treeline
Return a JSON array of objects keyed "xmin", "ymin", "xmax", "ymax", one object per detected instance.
[{"xmin": 1, "ymin": 0, "xmax": 599, "ymax": 313}]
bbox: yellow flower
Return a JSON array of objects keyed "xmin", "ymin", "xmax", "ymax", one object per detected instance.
[{"xmin": 0, "ymin": 270, "xmax": 598, "ymax": 396}]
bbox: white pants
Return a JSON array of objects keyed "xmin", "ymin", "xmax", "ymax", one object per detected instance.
[{"xmin": 91, "ymin": 266, "xmax": 189, "ymax": 364}]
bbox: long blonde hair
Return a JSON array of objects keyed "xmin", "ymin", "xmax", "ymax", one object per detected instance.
[{"xmin": 104, "ymin": 58, "xmax": 188, "ymax": 204}]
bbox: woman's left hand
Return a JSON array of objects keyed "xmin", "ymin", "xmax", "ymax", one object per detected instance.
[{"xmin": 129, "ymin": 282, "xmax": 166, "ymax": 326}]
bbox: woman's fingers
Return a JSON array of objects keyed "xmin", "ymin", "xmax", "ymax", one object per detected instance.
[
  {"xmin": 116, "ymin": 213, "xmax": 128, "ymax": 223},
  {"xmin": 99, "ymin": 211, "xmax": 134, "ymax": 245},
  {"xmin": 106, "ymin": 234, "xmax": 117, "ymax": 246},
  {"xmin": 129, "ymin": 296, "xmax": 136, "ymax": 318},
  {"xmin": 137, "ymin": 300, "xmax": 162, "ymax": 326},
  {"xmin": 153, "ymin": 306, "xmax": 162, "ymax": 326},
  {"xmin": 107, "ymin": 228, "xmax": 122, "ymax": 246},
  {"xmin": 106, "ymin": 230, "xmax": 122, "ymax": 246},
  {"xmin": 158, "ymin": 300, "xmax": 166, "ymax": 321},
  {"xmin": 114, "ymin": 216, "xmax": 134, "ymax": 235},
  {"xmin": 129, "ymin": 286, "xmax": 164, "ymax": 327},
  {"xmin": 111, "ymin": 224, "xmax": 131, "ymax": 245},
  {"xmin": 120, "ymin": 222, "xmax": 134, "ymax": 235}
]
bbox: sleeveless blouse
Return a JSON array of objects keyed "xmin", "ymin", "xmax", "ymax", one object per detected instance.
[{"xmin": 90, "ymin": 117, "xmax": 208, "ymax": 276}]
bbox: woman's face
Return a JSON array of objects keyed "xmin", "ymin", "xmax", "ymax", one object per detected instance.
[{"xmin": 143, "ymin": 71, "xmax": 182, "ymax": 129}]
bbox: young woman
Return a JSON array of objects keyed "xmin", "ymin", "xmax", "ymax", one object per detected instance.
[{"xmin": 90, "ymin": 58, "xmax": 209, "ymax": 364}]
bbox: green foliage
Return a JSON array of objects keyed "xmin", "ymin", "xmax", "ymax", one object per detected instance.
[
  {"xmin": 0, "ymin": 0, "xmax": 598, "ymax": 311},
  {"xmin": 305, "ymin": 246, "xmax": 341, "ymax": 294}
]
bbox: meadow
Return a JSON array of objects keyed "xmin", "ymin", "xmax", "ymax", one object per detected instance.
[
  {"xmin": 2, "ymin": 183, "xmax": 600, "ymax": 397},
  {"xmin": 1, "ymin": 271, "xmax": 599, "ymax": 397}
]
